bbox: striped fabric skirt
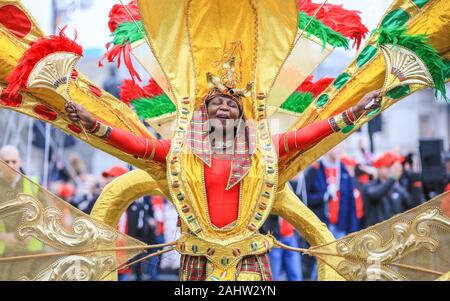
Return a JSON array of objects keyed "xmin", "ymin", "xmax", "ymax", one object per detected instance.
[{"xmin": 179, "ymin": 253, "xmax": 273, "ymax": 281}]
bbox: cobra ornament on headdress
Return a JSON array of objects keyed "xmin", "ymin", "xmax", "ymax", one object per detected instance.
[{"xmin": 206, "ymin": 44, "xmax": 254, "ymax": 102}]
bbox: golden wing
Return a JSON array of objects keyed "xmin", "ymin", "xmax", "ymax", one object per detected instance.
[
  {"xmin": 278, "ymin": 0, "xmax": 450, "ymax": 185},
  {"xmin": 307, "ymin": 192, "xmax": 450, "ymax": 281},
  {"xmin": 0, "ymin": 0, "xmax": 166, "ymax": 179},
  {"xmin": 0, "ymin": 160, "xmax": 147, "ymax": 281}
]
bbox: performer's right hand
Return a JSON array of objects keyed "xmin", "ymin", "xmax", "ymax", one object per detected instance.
[{"xmin": 65, "ymin": 102, "xmax": 96, "ymax": 130}]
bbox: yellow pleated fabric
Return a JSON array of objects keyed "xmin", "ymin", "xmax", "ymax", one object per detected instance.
[{"xmin": 139, "ymin": 0, "xmax": 298, "ymax": 244}]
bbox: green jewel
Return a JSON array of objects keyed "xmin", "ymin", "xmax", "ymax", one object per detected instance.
[
  {"xmin": 412, "ymin": 0, "xmax": 429, "ymax": 8},
  {"xmin": 333, "ymin": 73, "xmax": 351, "ymax": 89},
  {"xmin": 342, "ymin": 125, "xmax": 355, "ymax": 134},
  {"xmin": 316, "ymin": 94, "xmax": 329, "ymax": 107},
  {"xmin": 381, "ymin": 9, "xmax": 410, "ymax": 28},
  {"xmin": 357, "ymin": 45, "xmax": 378, "ymax": 68}
]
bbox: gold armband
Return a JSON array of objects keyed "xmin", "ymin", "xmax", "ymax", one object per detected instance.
[
  {"xmin": 329, "ymin": 110, "xmax": 355, "ymax": 133},
  {"xmin": 90, "ymin": 120, "xmax": 112, "ymax": 140}
]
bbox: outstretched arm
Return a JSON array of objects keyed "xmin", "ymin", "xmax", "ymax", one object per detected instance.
[
  {"xmin": 65, "ymin": 103, "xmax": 170, "ymax": 164},
  {"xmin": 105, "ymin": 127, "xmax": 170, "ymax": 163},
  {"xmin": 276, "ymin": 90, "xmax": 382, "ymax": 158}
]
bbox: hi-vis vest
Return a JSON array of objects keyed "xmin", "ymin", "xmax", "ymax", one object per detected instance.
[{"xmin": 0, "ymin": 176, "xmax": 43, "ymax": 254}]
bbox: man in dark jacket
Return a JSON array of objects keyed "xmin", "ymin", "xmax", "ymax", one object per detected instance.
[
  {"xmin": 362, "ymin": 152, "xmax": 423, "ymax": 228},
  {"xmin": 304, "ymin": 148, "xmax": 359, "ymax": 239}
]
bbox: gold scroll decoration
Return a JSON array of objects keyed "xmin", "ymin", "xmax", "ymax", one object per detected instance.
[
  {"xmin": 0, "ymin": 160, "xmax": 146, "ymax": 281},
  {"xmin": 308, "ymin": 192, "xmax": 450, "ymax": 281}
]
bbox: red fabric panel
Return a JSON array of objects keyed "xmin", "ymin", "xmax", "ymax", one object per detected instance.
[{"xmin": 0, "ymin": 5, "xmax": 32, "ymax": 38}]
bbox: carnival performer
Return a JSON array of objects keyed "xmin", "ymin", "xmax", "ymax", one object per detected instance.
[{"xmin": 65, "ymin": 84, "xmax": 382, "ymax": 280}]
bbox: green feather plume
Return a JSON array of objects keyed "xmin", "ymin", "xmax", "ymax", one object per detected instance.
[
  {"xmin": 131, "ymin": 94, "xmax": 176, "ymax": 120},
  {"xmin": 111, "ymin": 21, "xmax": 145, "ymax": 46},
  {"xmin": 376, "ymin": 26, "xmax": 448, "ymax": 100},
  {"xmin": 298, "ymin": 12, "xmax": 349, "ymax": 50}
]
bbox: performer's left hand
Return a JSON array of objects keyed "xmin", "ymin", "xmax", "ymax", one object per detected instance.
[{"xmin": 352, "ymin": 89, "xmax": 383, "ymax": 119}]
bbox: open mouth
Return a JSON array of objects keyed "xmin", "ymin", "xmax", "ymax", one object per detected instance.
[{"xmin": 216, "ymin": 114, "xmax": 230, "ymax": 120}]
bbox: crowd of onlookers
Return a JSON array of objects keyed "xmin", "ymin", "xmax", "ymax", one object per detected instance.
[
  {"xmin": 1, "ymin": 143, "xmax": 450, "ymax": 281},
  {"xmin": 262, "ymin": 145, "xmax": 450, "ymax": 281}
]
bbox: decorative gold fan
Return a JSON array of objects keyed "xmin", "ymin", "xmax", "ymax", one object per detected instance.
[
  {"xmin": 26, "ymin": 52, "xmax": 88, "ymax": 139},
  {"xmin": 364, "ymin": 44, "xmax": 434, "ymax": 111}
]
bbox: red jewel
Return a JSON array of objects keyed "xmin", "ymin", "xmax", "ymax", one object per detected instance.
[
  {"xmin": 68, "ymin": 124, "xmax": 82, "ymax": 134},
  {"xmin": 182, "ymin": 205, "xmax": 190, "ymax": 213},
  {"xmin": 0, "ymin": 5, "xmax": 32, "ymax": 39},
  {"xmin": 33, "ymin": 105, "xmax": 58, "ymax": 121}
]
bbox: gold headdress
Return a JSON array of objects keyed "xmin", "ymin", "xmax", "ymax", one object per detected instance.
[{"xmin": 205, "ymin": 43, "xmax": 254, "ymax": 105}]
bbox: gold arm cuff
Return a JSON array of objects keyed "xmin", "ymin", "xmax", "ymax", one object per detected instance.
[
  {"xmin": 283, "ymin": 133, "xmax": 290, "ymax": 154},
  {"xmin": 91, "ymin": 121, "xmax": 112, "ymax": 139},
  {"xmin": 334, "ymin": 114, "xmax": 348, "ymax": 130},
  {"xmin": 149, "ymin": 139, "xmax": 157, "ymax": 160}
]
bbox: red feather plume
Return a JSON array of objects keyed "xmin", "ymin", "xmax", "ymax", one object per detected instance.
[
  {"xmin": 108, "ymin": 0, "xmax": 140, "ymax": 33},
  {"xmin": 119, "ymin": 79, "xmax": 150, "ymax": 106},
  {"xmin": 143, "ymin": 79, "xmax": 163, "ymax": 97},
  {"xmin": 296, "ymin": 76, "xmax": 334, "ymax": 97},
  {"xmin": 5, "ymin": 26, "xmax": 83, "ymax": 96},
  {"xmin": 119, "ymin": 78, "xmax": 164, "ymax": 106},
  {"xmin": 298, "ymin": 0, "xmax": 369, "ymax": 50},
  {"xmin": 99, "ymin": 43, "xmax": 141, "ymax": 82}
]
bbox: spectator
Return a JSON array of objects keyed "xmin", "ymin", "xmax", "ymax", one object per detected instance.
[
  {"xmin": 120, "ymin": 198, "xmax": 153, "ymax": 281},
  {"xmin": 341, "ymin": 155, "xmax": 364, "ymax": 230},
  {"xmin": 305, "ymin": 147, "xmax": 359, "ymax": 239},
  {"xmin": 399, "ymin": 153, "xmax": 425, "ymax": 202},
  {"xmin": 0, "ymin": 145, "xmax": 43, "ymax": 257},
  {"xmin": 68, "ymin": 153, "xmax": 96, "ymax": 198},
  {"xmin": 444, "ymin": 152, "xmax": 450, "ymax": 192},
  {"xmin": 75, "ymin": 165, "xmax": 128, "ymax": 214},
  {"xmin": 0, "ymin": 145, "xmax": 25, "ymax": 174},
  {"xmin": 263, "ymin": 215, "xmax": 303, "ymax": 281},
  {"xmin": 49, "ymin": 151, "xmax": 71, "ymax": 183},
  {"xmin": 362, "ymin": 151, "xmax": 423, "ymax": 228}
]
